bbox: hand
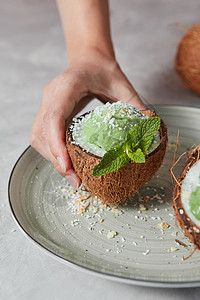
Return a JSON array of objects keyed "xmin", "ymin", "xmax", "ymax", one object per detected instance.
[{"xmin": 30, "ymin": 49, "xmax": 146, "ymax": 188}]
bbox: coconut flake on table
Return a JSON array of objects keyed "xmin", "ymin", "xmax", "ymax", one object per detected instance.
[{"xmin": 107, "ymin": 230, "xmax": 117, "ymax": 239}]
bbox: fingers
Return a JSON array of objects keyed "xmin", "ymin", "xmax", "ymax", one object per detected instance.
[
  {"xmin": 30, "ymin": 113, "xmax": 82, "ymax": 188},
  {"xmin": 30, "ymin": 78, "xmax": 82, "ymax": 188},
  {"xmin": 48, "ymin": 113, "xmax": 82, "ymax": 188}
]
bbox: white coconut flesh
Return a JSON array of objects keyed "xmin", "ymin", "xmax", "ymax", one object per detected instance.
[
  {"xmin": 70, "ymin": 102, "xmax": 160, "ymax": 157},
  {"xmin": 181, "ymin": 159, "xmax": 200, "ymax": 227}
]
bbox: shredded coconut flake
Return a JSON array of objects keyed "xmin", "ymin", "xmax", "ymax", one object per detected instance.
[{"xmin": 107, "ymin": 230, "xmax": 117, "ymax": 239}]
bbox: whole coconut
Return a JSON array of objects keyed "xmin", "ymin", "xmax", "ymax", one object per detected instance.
[
  {"xmin": 175, "ymin": 23, "xmax": 200, "ymax": 96},
  {"xmin": 66, "ymin": 109, "xmax": 168, "ymax": 205}
]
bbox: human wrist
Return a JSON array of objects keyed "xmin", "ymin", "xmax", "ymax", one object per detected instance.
[
  {"xmin": 57, "ymin": 0, "xmax": 115, "ymax": 64},
  {"xmin": 67, "ymin": 44, "xmax": 116, "ymax": 66}
]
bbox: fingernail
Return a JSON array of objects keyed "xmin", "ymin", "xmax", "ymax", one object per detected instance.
[
  {"xmin": 65, "ymin": 170, "xmax": 79, "ymax": 188},
  {"xmin": 57, "ymin": 157, "xmax": 66, "ymax": 172}
]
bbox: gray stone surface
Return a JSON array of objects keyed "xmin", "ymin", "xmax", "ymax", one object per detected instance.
[{"xmin": 1, "ymin": 0, "xmax": 200, "ymax": 299}]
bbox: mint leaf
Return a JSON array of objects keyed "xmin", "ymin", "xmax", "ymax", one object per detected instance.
[
  {"xmin": 124, "ymin": 117, "xmax": 160, "ymax": 153},
  {"xmin": 92, "ymin": 116, "xmax": 160, "ymax": 176},
  {"xmin": 92, "ymin": 145, "xmax": 130, "ymax": 176},
  {"xmin": 126, "ymin": 148, "xmax": 145, "ymax": 163}
]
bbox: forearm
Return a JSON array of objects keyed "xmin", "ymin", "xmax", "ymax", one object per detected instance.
[{"xmin": 56, "ymin": 0, "xmax": 115, "ymax": 63}]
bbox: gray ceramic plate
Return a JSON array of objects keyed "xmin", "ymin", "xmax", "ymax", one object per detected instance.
[{"xmin": 8, "ymin": 106, "xmax": 200, "ymax": 288}]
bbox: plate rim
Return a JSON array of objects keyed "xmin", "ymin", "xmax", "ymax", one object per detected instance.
[{"xmin": 8, "ymin": 105, "xmax": 200, "ymax": 288}]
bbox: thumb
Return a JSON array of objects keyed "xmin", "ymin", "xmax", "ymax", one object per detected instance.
[{"xmin": 107, "ymin": 69, "xmax": 147, "ymax": 111}]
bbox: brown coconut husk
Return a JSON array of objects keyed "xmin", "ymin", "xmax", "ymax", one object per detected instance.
[
  {"xmin": 66, "ymin": 109, "xmax": 168, "ymax": 205},
  {"xmin": 171, "ymin": 145, "xmax": 200, "ymax": 250},
  {"xmin": 175, "ymin": 23, "xmax": 200, "ymax": 96}
]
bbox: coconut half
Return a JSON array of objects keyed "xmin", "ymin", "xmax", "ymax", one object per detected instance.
[
  {"xmin": 172, "ymin": 146, "xmax": 200, "ymax": 249},
  {"xmin": 66, "ymin": 109, "xmax": 168, "ymax": 205}
]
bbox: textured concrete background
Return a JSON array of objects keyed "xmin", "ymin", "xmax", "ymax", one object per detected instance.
[{"xmin": 1, "ymin": 0, "xmax": 200, "ymax": 299}]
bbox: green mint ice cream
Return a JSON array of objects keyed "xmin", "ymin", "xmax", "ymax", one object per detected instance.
[
  {"xmin": 181, "ymin": 161, "xmax": 200, "ymax": 227},
  {"xmin": 83, "ymin": 102, "xmax": 145, "ymax": 152},
  {"xmin": 72, "ymin": 102, "xmax": 148, "ymax": 157},
  {"xmin": 189, "ymin": 185, "xmax": 200, "ymax": 220}
]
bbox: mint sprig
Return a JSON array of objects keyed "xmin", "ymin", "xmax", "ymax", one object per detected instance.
[{"xmin": 92, "ymin": 117, "xmax": 160, "ymax": 177}]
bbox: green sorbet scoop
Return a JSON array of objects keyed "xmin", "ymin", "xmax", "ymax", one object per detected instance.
[
  {"xmin": 189, "ymin": 186, "xmax": 200, "ymax": 220},
  {"xmin": 83, "ymin": 103, "xmax": 145, "ymax": 152}
]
